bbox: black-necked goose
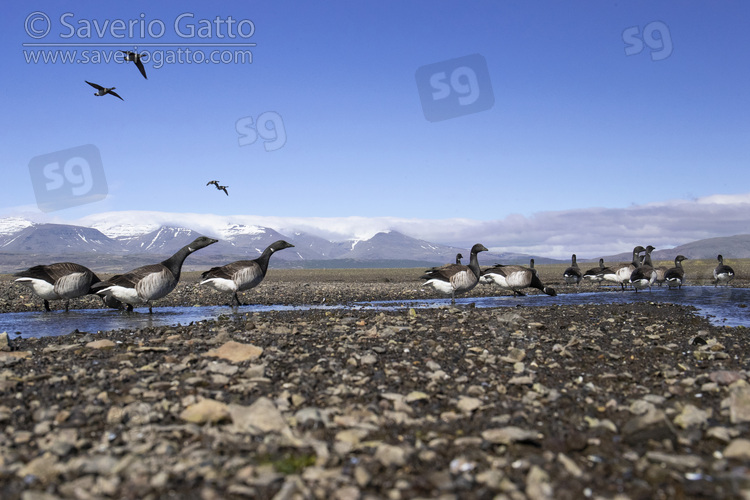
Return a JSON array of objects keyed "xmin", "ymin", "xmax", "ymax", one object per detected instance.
[
  {"xmin": 563, "ymin": 254, "xmax": 582, "ymax": 286},
  {"xmin": 94, "ymin": 236, "xmax": 217, "ymax": 312},
  {"xmin": 120, "ymin": 51, "xmax": 147, "ymax": 79},
  {"xmin": 421, "ymin": 243, "xmax": 487, "ymax": 304},
  {"xmin": 85, "ymin": 81, "xmax": 123, "ymax": 100},
  {"xmin": 455, "ymin": 253, "xmax": 463, "ymax": 265},
  {"xmin": 664, "ymin": 255, "xmax": 687, "ymax": 289},
  {"xmin": 713, "ymin": 254, "xmax": 734, "ymax": 287},
  {"xmin": 583, "ymin": 258, "xmax": 609, "ymax": 285},
  {"xmin": 481, "ymin": 263, "xmax": 556, "ymax": 297},
  {"xmin": 605, "ymin": 246, "xmax": 645, "ymax": 290},
  {"xmin": 629, "ymin": 245, "xmax": 657, "ymax": 292},
  {"xmin": 14, "ymin": 262, "xmax": 101, "ymax": 312},
  {"xmin": 200, "ymin": 240, "xmax": 294, "ymax": 306},
  {"xmin": 207, "ymin": 180, "xmax": 229, "ymax": 195}
]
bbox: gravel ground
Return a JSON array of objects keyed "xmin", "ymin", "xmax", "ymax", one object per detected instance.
[{"xmin": 1, "ymin": 270, "xmax": 749, "ymax": 499}]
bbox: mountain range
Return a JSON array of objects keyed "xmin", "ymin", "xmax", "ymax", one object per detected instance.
[{"xmin": 0, "ymin": 217, "xmax": 746, "ymax": 273}]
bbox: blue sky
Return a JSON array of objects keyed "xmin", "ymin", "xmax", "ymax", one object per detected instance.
[{"xmin": 2, "ymin": 2, "xmax": 749, "ymax": 257}]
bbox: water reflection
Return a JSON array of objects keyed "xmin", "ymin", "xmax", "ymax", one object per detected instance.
[{"xmin": 1, "ymin": 286, "xmax": 747, "ymax": 339}]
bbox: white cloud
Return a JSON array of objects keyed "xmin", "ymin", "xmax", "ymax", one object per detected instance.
[{"xmin": 5, "ymin": 192, "xmax": 748, "ymax": 260}]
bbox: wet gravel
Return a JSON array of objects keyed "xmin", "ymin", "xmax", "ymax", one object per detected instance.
[{"xmin": 1, "ymin": 272, "xmax": 750, "ymax": 499}]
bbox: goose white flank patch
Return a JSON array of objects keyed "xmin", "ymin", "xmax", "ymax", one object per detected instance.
[
  {"xmin": 665, "ymin": 255, "xmax": 688, "ymax": 289},
  {"xmin": 630, "ymin": 245, "xmax": 657, "ymax": 292},
  {"xmin": 713, "ymin": 254, "xmax": 735, "ymax": 287},
  {"xmin": 420, "ymin": 243, "xmax": 487, "ymax": 304},
  {"xmin": 85, "ymin": 81, "xmax": 123, "ymax": 100},
  {"xmin": 200, "ymin": 240, "xmax": 294, "ymax": 306},
  {"xmin": 93, "ymin": 236, "xmax": 217, "ymax": 312},
  {"xmin": 121, "ymin": 51, "xmax": 148, "ymax": 79},
  {"xmin": 13, "ymin": 262, "xmax": 101, "ymax": 312},
  {"xmin": 563, "ymin": 254, "xmax": 582, "ymax": 286},
  {"xmin": 481, "ymin": 263, "xmax": 556, "ymax": 297}
]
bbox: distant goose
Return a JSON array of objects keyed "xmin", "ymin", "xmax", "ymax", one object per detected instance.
[
  {"xmin": 200, "ymin": 240, "xmax": 295, "ymax": 306},
  {"xmin": 455, "ymin": 253, "xmax": 463, "ymax": 265},
  {"xmin": 421, "ymin": 243, "xmax": 488, "ymax": 304},
  {"xmin": 563, "ymin": 254, "xmax": 582, "ymax": 286},
  {"xmin": 93, "ymin": 236, "xmax": 217, "ymax": 312},
  {"xmin": 529, "ymin": 258, "xmax": 538, "ymax": 276},
  {"xmin": 713, "ymin": 254, "xmax": 735, "ymax": 287},
  {"xmin": 604, "ymin": 246, "xmax": 645, "ymax": 290},
  {"xmin": 481, "ymin": 263, "xmax": 557, "ymax": 297},
  {"xmin": 653, "ymin": 263, "xmax": 669, "ymax": 287},
  {"xmin": 583, "ymin": 258, "xmax": 610, "ymax": 285},
  {"xmin": 664, "ymin": 255, "xmax": 687, "ymax": 289},
  {"xmin": 85, "ymin": 81, "xmax": 123, "ymax": 100},
  {"xmin": 629, "ymin": 245, "xmax": 657, "ymax": 292},
  {"xmin": 14, "ymin": 262, "xmax": 101, "ymax": 312},
  {"xmin": 120, "ymin": 51, "xmax": 147, "ymax": 79}
]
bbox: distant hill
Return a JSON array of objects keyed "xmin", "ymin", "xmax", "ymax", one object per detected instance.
[
  {"xmin": 600, "ymin": 234, "xmax": 750, "ymax": 263},
  {"xmin": 0, "ymin": 218, "xmax": 552, "ymax": 273}
]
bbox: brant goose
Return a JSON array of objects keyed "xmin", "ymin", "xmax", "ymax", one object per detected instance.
[
  {"xmin": 455, "ymin": 253, "xmax": 463, "ymax": 265},
  {"xmin": 604, "ymin": 246, "xmax": 645, "ymax": 290},
  {"xmin": 207, "ymin": 180, "xmax": 229, "ymax": 195},
  {"xmin": 120, "ymin": 51, "xmax": 147, "ymax": 79},
  {"xmin": 713, "ymin": 254, "xmax": 735, "ymax": 287},
  {"xmin": 93, "ymin": 236, "xmax": 217, "ymax": 312},
  {"xmin": 664, "ymin": 255, "xmax": 687, "ymax": 289},
  {"xmin": 563, "ymin": 254, "xmax": 582, "ymax": 286},
  {"xmin": 14, "ymin": 262, "xmax": 101, "ymax": 312},
  {"xmin": 583, "ymin": 258, "xmax": 611, "ymax": 285},
  {"xmin": 481, "ymin": 263, "xmax": 556, "ymax": 297},
  {"xmin": 85, "ymin": 81, "xmax": 123, "ymax": 100},
  {"xmin": 629, "ymin": 245, "xmax": 657, "ymax": 292},
  {"xmin": 200, "ymin": 240, "xmax": 295, "ymax": 306},
  {"xmin": 421, "ymin": 243, "xmax": 488, "ymax": 304}
]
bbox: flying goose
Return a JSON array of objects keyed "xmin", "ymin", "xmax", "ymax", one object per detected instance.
[
  {"xmin": 200, "ymin": 240, "xmax": 295, "ymax": 306},
  {"xmin": 713, "ymin": 254, "xmax": 735, "ymax": 287},
  {"xmin": 14, "ymin": 262, "xmax": 101, "ymax": 312},
  {"xmin": 120, "ymin": 51, "xmax": 147, "ymax": 79},
  {"xmin": 420, "ymin": 243, "xmax": 488, "ymax": 304},
  {"xmin": 481, "ymin": 263, "xmax": 557, "ymax": 297},
  {"xmin": 85, "ymin": 81, "xmax": 123, "ymax": 100},
  {"xmin": 604, "ymin": 246, "xmax": 645, "ymax": 290},
  {"xmin": 93, "ymin": 236, "xmax": 217, "ymax": 312},
  {"xmin": 207, "ymin": 180, "xmax": 229, "ymax": 195},
  {"xmin": 629, "ymin": 245, "xmax": 657, "ymax": 292},
  {"xmin": 664, "ymin": 255, "xmax": 687, "ymax": 289},
  {"xmin": 563, "ymin": 254, "xmax": 582, "ymax": 286}
]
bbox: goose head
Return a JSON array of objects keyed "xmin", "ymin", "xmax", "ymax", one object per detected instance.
[
  {"xmin": 188, "ymin": 236, "xmax": 219, "ymax": 252},
  {"xmin": 470, "ymin": 243, "xmax": 488, "ymax": 255},
  {"xmin": 270, "ymin": 240, "xmax": 295, "ymax": 252}
]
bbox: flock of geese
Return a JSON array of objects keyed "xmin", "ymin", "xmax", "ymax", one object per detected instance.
[
  {"xmin": 13, "ymin": 237, "xmax": 294, "ymax": 313},
  {"xmin": 420, "ymin": 244, "xmax": 736, "ymax": 304},
  {"xmin": 11, "ymin": 239, "xmax": 737, "ymax": 312}
]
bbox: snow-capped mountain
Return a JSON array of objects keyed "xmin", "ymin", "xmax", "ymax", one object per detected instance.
[
  {"xmin": 0, "ymin": 217, "xmax": 34, "ymax": 236},
  {"xmin": 0, "ymin": 223, "xmax": 124, "ymax": 254}
]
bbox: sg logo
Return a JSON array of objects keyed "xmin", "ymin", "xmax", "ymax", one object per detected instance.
[
  {"xmin": 415, "ymin": 53, "xmax": 494, "ymax": 122},
  {"xmin": 28, "ymin": 144, "xmax": 108, "ymax": 212},
  {"xmin": 623, "ymin": 21, "xmax": 673, "ymax": 61},
  {"xmin": 236, "ymin": 111, "xmax": 287, "ymax": 152}
]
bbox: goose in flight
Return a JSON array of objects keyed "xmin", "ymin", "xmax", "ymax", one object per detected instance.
[{"xmin": 85, "ymin": 81, "xmax": 123, "ymax": 100}]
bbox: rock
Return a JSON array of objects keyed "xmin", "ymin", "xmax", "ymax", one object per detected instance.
[
  {"xmin": 204, "ymin": 341, "xmax": 263, "ymax": 363},
  {"xmin": 86, "ymin": 339, "xmax": 116, "ymax": 349},
  {"xmin": 526, "ymin": 465, "xmax": 553, "ymax": 500},
  {"xmin": 229, "ymin": 397, "xmax": 289, "ymax": 434},
  {"xmin": 673, "ymin": 404, "xmax": 711, "ymax": 429},
  {"xmin": 0, "ymin": 331, "xmax": 10, "ymax": 351},
  {"xmin": 17, "ymin": 453, "xmax": 61, "ymax": 484},
  {"xmin": 179, "ymin": 398, "xmax": 231, "ymax": 424},
  {"xmin": 729, "ymin": 385, "xmax": 750, "ymax": 424},
  {"xmin": 623, "ymin": 408, "xmax": 677, "ymax": 445},
  {"xmin": 482, "ymin": 427, "xmax": 543, "ymax": 445},
  {"xmin": 724, "ymin": 438, "xmax": 750, "ymax": 460},
  {"xmin": 456, "ymin": 396, "xmax": 482, "ymax": 413},
  {"xmin": 374, "ymin": 443, "xmax": 411, "ymax": 467}
]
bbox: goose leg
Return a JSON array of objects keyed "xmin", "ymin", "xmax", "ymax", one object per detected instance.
[
  {"xmin": 64, "ymin": 300, "xmax": 70, "ymax": 312},
  {"xmin": 126, "ymin": 304, "xmax": 134, "ymax": 312},
  {"xmin": 43, "ymin": 299, "xmax": 51, "ymax": 312}
]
